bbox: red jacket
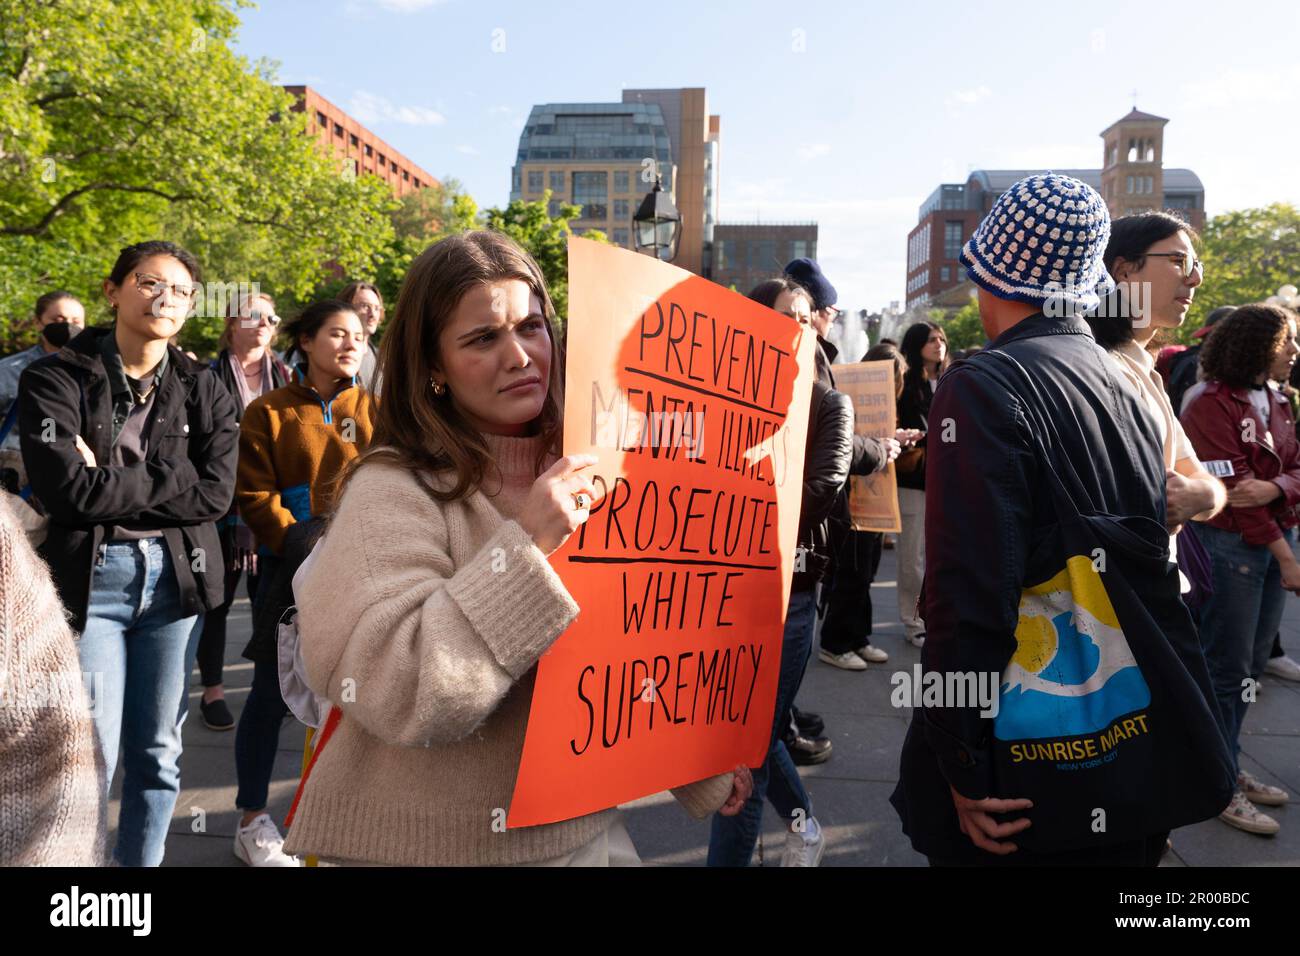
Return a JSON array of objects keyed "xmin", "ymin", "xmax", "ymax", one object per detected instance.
[{"xmin": 1180, "ymin": 381, "xmax": 1300, "ymax": 546}]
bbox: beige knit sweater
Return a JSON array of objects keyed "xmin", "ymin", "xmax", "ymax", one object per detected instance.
[
  {"xmin": 283, "ymin": 432, "xmax": 733, "ymax": 866},
  {"xmin": 0, "ymin": 497, "xmax": 106, "ymax": 866}
]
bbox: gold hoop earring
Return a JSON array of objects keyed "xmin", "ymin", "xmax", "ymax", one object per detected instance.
[{"xmin": 431, "ymin": 378, "xmax": 446, "ymax": 396}]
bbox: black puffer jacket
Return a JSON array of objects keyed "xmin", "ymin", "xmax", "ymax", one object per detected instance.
[{"xmin": 793, "ymin": 381, "xmax": 853, "ymax": 592}]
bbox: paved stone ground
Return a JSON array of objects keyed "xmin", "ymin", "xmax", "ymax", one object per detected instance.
[{"xmin": 137, "ymin": 545, "xmax": 1300, "ymax": 866}]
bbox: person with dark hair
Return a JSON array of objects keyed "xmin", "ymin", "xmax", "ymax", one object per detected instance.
[
  {"xmin": 750, "ymin": 277, "xmax": 899, "ymax": 751},
  {"xmin": 819, "ymin": 342, "xmax": 917, "ymax": 669},
  {"xmin": 894, "ymin": 320, "xmax": 950, "ymax": 649},
  {"xmin": 339, "ymin": 280, "xmax": 384, "ymax": 391},
  {"xmin": 783, "ymin": 258, "xmax": 841, "ymax": 386},
  {"xmin": 892, "ymin": 174, "xmax": 1234, "ymax": 866},
  {"xmin": 1181, "ymin": 303, "xmax": 1300, "ymax": 835},
  {"xmin": 1, "ymin": 292, "xmax": 86, "ymax": 477},
  {"xmin": 281, "ymin": 232, "xmax": 746, "ymax": 867},
  {"xmin": 706, "ymin": 276, "xmax": 849, "ymax": 866},
  {"xmin": 1169, "ymin": 306, "xmax": 1235, "ymax": 415},
  {"xmin": 230, "ymin": 298, "xmax": 375, "ymax": 865},
  {"xmin": 1087, "ymin": 212, "xmax": 1225, "ymax": 599},
  {"xmin": 192, "ymin": 292, "xmax": 292, "ymax": 732},
  {"xmin": 17, "ymin": 240, "xmax": 239, "ymax": 866}
]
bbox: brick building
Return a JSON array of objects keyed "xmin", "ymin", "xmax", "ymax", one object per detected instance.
[
  {"xmin": 709, "ymin": 222, "xmax": 818, "ymax": 294},
  {"xmin": 284, "ymin": 85, "xmax": 436, "ymax": 198},
  {"xmin": 905, "ymin": 108, "xmax": 1205, "ymax": 309}
]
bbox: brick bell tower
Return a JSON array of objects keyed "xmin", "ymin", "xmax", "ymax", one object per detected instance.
[{"xmin": 1100, "ymin": 107, "xmax": 1169, "ymax": 220}]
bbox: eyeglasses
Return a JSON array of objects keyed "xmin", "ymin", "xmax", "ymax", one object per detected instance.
[
  {"xmin": 1145, "ymin": 251, "xmax": 1203, "ymax": 279},
  {"xmin": 352, "ymin": 303, "xmax": 381, "ymax": 315},
  {"xmin": 134, "ymin": 273, "xmax": 198, "ymax": 301}
]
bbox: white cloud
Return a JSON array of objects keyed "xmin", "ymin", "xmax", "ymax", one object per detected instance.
[
  {"xmin": 488, "ymin": 105, "xmax": 515, "ymax": 116},
  {"xmin": 1180, "ymin": 64, "xmax": 1300, "ymax": 110},
  {"xmin": 945, "ymin": 85, "xmax": 992, "ymax": 114},
  {"xmin": 350, "ymin": 91, "xmax": 446, "ymax": 126},
  {"xmin": 977, "ymin": 143, "xmax": 1101, "ymax": 172},
  {"xmin": 797, "ymin": 143, "xmax": 832, "ymax": 161},
  {"xmin": 455, "ymin": 144, "xmax": 479, "ymax": 156},
  {"xmin": 345, "ymin": 0, "xmax": 450, "ymax": 14},
  {"xmin": 726, "ymin": 177, "xmax": 792, "ymax": 202}
]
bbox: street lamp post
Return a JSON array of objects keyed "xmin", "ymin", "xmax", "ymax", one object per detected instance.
[{"xmin": 633, "ymin": 174, "xmax": 681, "ymax": 263}]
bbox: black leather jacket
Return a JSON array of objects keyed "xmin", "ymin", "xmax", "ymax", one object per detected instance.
[{"xmin": 793, "ymin": 381, "xmax": 853, "ymax": 591}]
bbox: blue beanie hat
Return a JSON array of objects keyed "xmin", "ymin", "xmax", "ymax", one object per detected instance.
[
  {"xmin": 784, "ymin": 258, "xmax": 838, "ymax": 311},
  {"xmin": 959, "ymin": 173, "xmax": 1114, "ymax": 313}
]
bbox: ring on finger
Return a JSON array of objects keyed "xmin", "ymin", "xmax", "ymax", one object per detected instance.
[{"xmin": 572, "ymin": 492, "xmax": 590, "ymax": 512}]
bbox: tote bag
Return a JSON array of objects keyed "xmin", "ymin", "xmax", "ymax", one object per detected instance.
[{"xmin": 978, "ymin": 350, "xmax": 1234, "ymax": 852}]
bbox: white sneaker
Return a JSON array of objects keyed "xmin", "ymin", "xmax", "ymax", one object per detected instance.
[
  {"xmin": 1218, "ymin": 791, "xmax": 1280, "ymax": 836},
  {"xmin": 781, "ymin": 817, "xmax": 825, "ymax": 867},
  {"xmin": 1239, "ymin": 770, "xmax": 1289, "ymax": 807},
  {"xmin": 819, "ymin": 648, "xmax": 867, "ymax": 671},
  {"xmin": 234, "ymin": 813, "xmax": 301, "ymax": 867},
  {"xmin": 906, "ymin": 632, "xmax": 926, "ymax": 648},
  {"xmin": 1264, "ymin": 654, "xmax": 1300, "ymax": 682},
  {"xmin": 856, "ymin": 644, "xmax": 889, "ymax": 664}
]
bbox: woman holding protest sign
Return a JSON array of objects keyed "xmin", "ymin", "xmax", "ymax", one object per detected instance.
[{"xmin": 281, "ymin": 231, "xmax": 749, "ymax": 866}]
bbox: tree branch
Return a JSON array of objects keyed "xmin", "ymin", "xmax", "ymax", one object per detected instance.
[{"xmin": 0, "ymin": 182, "xmax": 194, "ymax": 237}]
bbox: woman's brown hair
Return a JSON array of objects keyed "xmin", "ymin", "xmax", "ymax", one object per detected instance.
[
  {"xmin": 1200, "ymin": 304, "xmax": 1293, "ymax": 389},
  {"xmin": 864, "ymin": 341, "xmax": 908, "ymax": 401},
  {"xmin": 337, "ymin": 231, "xmax": 565, "ymax": 505},
  {"xmin": 339, "ymin": 280, "xmax": 383, "ymax": 319}
]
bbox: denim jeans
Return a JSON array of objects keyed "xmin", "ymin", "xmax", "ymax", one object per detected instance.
[
  {"xmin": 78, "ymin": 539, "xmax": 200, "ymax": 867},
  {"xmin": 708, "ymin": 587, "xmax": 816, "ymax": 866},
  {"xmin": 1193, "ymin": 523, "xmax": 1291, "ymax": 776},
  {"xmin": 234, "ymin": 655, "xmax": 291, "ymax": 811}
]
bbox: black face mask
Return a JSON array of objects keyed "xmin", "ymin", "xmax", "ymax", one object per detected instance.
[{"xmin": 41, "ymin": 322, "xmax": 75, "ymax": 347}]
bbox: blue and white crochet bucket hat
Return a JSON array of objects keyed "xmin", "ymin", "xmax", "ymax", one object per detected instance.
[{"xmin": 959, "ymin": 173, "xmax": 1114, "ymax": 314}]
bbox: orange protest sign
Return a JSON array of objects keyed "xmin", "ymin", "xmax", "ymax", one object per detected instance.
[
  {"xmin": 836, "ymin": 361, "xmax": 902, "ymax": 534},
  {"xmin": 507, "ymin": 237, "xmax": 816, "ymax": 828}
]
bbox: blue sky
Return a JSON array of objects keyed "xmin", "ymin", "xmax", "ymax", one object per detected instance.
[{"xmin": 234, "ymin": 0, "xmax": 1300, "ymax": 312}]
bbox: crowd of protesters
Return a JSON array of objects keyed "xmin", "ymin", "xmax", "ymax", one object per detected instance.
[{"xmin": 2, "ymin": 172, "xmax": 1298, "ymax": 868}]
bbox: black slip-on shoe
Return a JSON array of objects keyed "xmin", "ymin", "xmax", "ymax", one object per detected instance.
[{"xmin": 200, "ymin": 697, "xmax": 235, "ymax": 731}]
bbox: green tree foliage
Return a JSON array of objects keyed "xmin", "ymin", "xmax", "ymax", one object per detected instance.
[
  {"xmin": 941, "ymin": 300, "xmax": 986, "ymax": 351},
  {"xmin": 482, "ymin": 190, "xmax": 606, "ymax": 329},
  {"xmin": 0, "ymin": 0, "xmax": 396, "ymax": 354},
  {"xmin": 312, "ymin": 186, "xmax": 603, "ymax": 344},
  {"xmin": 1182, "ymin": 204, "xmax": 1300, "ymax": 343}
]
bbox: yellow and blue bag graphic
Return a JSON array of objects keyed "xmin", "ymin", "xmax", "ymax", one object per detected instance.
[{"xmin": 994, "ymin": 555, "xmax": 1151, "ymax": 741}]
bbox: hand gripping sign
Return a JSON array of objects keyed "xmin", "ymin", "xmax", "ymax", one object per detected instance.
[{"xmin": 507, "ymin": 238, "xmax": 816, "ymax": 827}]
